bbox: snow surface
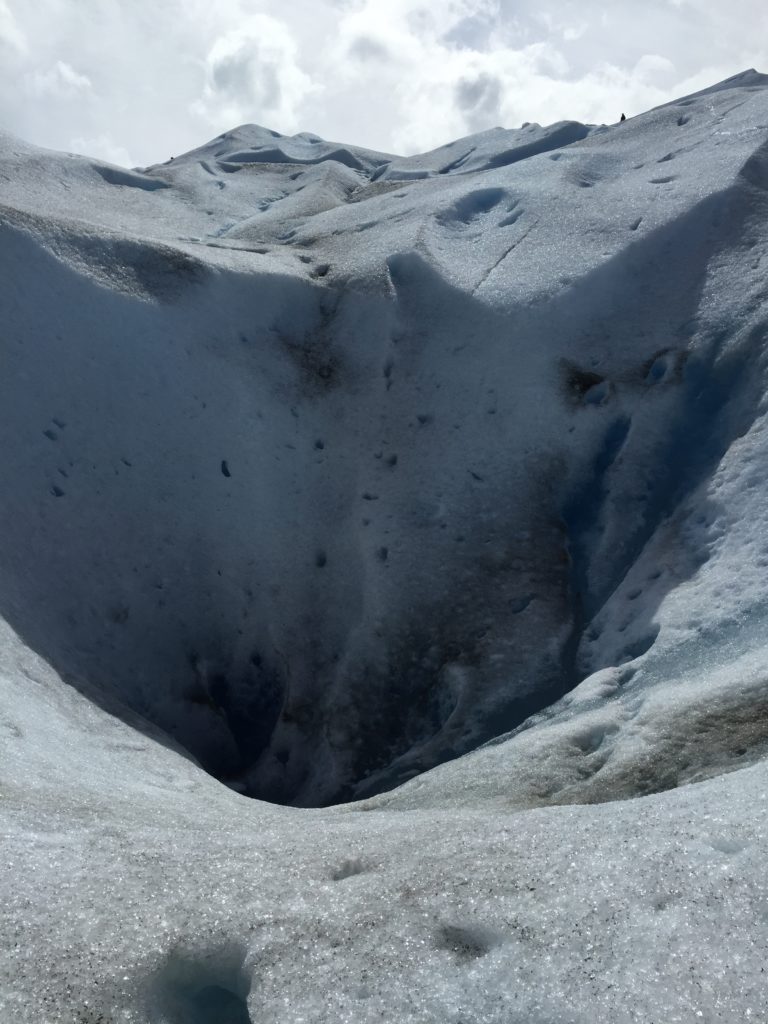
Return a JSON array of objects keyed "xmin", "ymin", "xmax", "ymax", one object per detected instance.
[{"xmin": 2, "ymin": 68, "xmax": 768, "ymax": 1021}]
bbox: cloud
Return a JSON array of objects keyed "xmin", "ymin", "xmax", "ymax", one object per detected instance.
[
  {"xmin": 0, "ymin": 0, "xmax": 25, "ymax": 55},
  {"xmin": 442, "ymin": 12, "xmax": 497, "ymax": 53},
  {"xmin": 455, "ymin": 71, "xmax": 503, "ymax": 132},
  {"xmin": 192, "ymin": 14, "xmax": 315, "ymax": 131},
  {"xmin": 26, "ymin": 59, "xmax": 91, "ymax": 98},
  {"xmin": 0, "ymin": 0, "xmax": 766, "ymax": 166},
  {"xmin": 347, "ymin": 35, "xmax": 392, "ymax": 62}
]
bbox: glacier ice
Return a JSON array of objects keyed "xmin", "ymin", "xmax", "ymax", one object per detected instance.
[{"xmin": 1, "ymin": 69, "xmax": 768, "ymax": 1021}]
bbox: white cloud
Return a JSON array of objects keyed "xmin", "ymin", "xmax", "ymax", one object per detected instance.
[
  {"xmin": 26, "ymin": 59, "xmax": 91, "ymax": 98},
  {"xmin": 562, "ymin": 24, "xmax": 587, "ymax": 42},
  {"xmin": 0, "ymin": 0, "xmax": 25, "ymax": 55},
  {"xmin": 192, "ymin": 14, "xmax": 315, "ymax": 131},
  {"xmin": 0, "ymin": 0, "xmax": 766, "ymax": 164},
  {"xmin": 0, "ymin": 0, "xmax": 24, "ymax": 59}
]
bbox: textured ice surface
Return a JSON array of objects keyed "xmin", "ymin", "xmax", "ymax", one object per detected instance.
[
  {"xmin": 1, "ymin": 622, "xmax": 767, "ymax": 1022},
  {"xmin": 2, "ymin": 69, "xmax": 768, "ymax": 1021}
]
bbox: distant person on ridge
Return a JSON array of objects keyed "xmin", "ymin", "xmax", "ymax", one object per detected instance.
[{"xmin": 620, "ymin": 113, "xmax": 626, "ymax": 122}]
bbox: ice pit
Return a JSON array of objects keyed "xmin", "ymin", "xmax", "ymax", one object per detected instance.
[
  {"xmin": 0, "ymin": 122, "xmax": 765, "ymax": 809},
  {"xmin": 147, "ymin": 946, "xmax": 253, "ymax": 1024}
]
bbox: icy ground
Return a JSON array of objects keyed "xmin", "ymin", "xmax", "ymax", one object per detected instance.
[{"xmin": 1, "ymin": 68, "xmax": 768, "ymax": 1021}]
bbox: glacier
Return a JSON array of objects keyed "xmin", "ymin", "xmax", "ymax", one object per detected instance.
[{"xmin": 1, "ymin": 68, "xmax": 768, "ymax": 1021}]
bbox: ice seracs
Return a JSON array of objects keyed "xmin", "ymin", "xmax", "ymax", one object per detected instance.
[{"xmin": 1, "ymin": 70, "xmax": 768, "ymax": 1022}]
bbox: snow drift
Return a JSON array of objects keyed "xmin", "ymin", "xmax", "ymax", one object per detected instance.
[{"xmin": 2, "ymin": 69, "xmax": 768, "ymax": 1022}]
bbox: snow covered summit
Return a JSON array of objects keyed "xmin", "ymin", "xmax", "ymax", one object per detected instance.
[{"xmin": 2, "ymin": 70, "xmax": 768, "ymax": 1022}]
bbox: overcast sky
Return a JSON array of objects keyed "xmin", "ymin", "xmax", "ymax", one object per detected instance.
[{"xmin": 1, "ymin": 0, "xmax": 766, "ymax": 167}]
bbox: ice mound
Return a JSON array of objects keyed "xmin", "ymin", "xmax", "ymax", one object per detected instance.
[
  {"xmin": 372, "ymin": 120, "xmax": 594, "ymax": 180},
  {"xmin": 163, "ymin": 122, "xmax": 394, "ymax": 174}
]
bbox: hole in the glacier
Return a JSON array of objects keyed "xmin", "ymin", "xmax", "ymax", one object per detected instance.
[
  {"xmin": 331, "ymin": 857, "xmax": 368, "ymax": 880},
  {"xmin": 560, "ymin": 359, "xmax": 605, "ymax": 403},
  {"xmin": 179, "ymin": 649, "xmax": 286, "ymax": 784},
  {"xmin": 149, "ymin": 947, "xmax": 252, "ymax": 1024},
  {"xmin": 185, "ymin": 986, "xmax": 251, "ymax": 1024},
  {"xmin": 4, "ymin": 181, "xmax": 767, "ymax": 813},
  {"xmin": 435, "ymin": 922, "xmax": 502, "ymax": 959}
]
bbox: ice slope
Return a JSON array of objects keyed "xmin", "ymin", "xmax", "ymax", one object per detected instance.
[
  {"xmin": 371, "ymin": 120, "xmax": 593, "ymax": 180},
  {"xmin": 1, "ymin": 618, "xmax": 767, "ymax": 1024},
  {"xmin": 3, "ymin": 71, "xmax": 768, "ymax": 809},
  {"xmin": 2, "ymin": 68, "xmax": 768, "ymax": 1019}
]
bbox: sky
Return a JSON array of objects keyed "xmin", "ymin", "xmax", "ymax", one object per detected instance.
[{"xmin": 1, "ymin": 0, "xmax": 766, "ymax": 167}]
